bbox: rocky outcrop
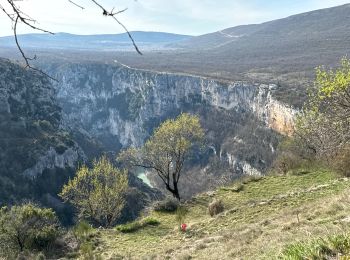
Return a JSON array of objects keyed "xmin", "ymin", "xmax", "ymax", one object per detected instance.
[{"xmin": 22, "ymin": 147, "xmax": 80, "ymax": 179}]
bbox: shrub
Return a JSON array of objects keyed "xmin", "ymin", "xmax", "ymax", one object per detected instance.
[
  {"xmin": 242, "ymin": 175, "xmax": 263, "ymax": 184},
  {"xmin": 220, "ymin": 183, "xmax": 244, "ymax": 192},
  {"xmin": 272, "ymin": 152, "xmax": 302, "ymax": 175},
  {"xmin": 60, "ymin": 156, "xmax": 129, "ymax": 227},
  {"xmin": 231, "ymin": 183, "xmax": 244, "ymax": 192},
  {"xmin": 38, "ymin": 120, "xmax": 53, "ymax": 131},
  {"xmin": 175, "ymin": 206, "xmax": 189, "ymax": 228},
  {"xmin": 116, "ymin": 217, "xmax": 160, "ymax": 233},
  {"xmin": 80, "ymin": 241, "xmax": 95, "ymax": 259},
  {"xmin": 271, "ymin": 137, "xmax": 310, "ymax": 175},
  {"xmin": 153, "ymin": 197, "xmax": 179, "ymax": 212},
  {"xmin": 55, "ymin": 144, "xmax": 67, "ymax": 155},
  {"xmin": 281, "ymin": 234, "xmax": 350, "ymax": 259},
  {"xmin": 73, "ymin": 221, "xmax": 93, "ymax": 242},
  {"xmin": 0, "ymin": 203, "xmax": 59, "ymax": 256},
  {"xmin": 331, "ymin": 145, "xmax": 350, "ymax": 177},
  {"xmin": 142, "ymin": 217, "xmax": 160, "ymax": 226},
  {"xmin": 116, "ymin": 222, "xmax": 143, "ymax": 233},
  {"xmin": 36, "ymin": 252, "xmax": 46, "ymax": 260},
  {"xmin": 208, "ymin": 199, "xmax": 224, "ymax": 217}
]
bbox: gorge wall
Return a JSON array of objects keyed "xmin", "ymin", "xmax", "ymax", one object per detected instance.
[
  {"xmin": 0, "ymin": 59, "xmax": 161, "ymax": 224},
  {"xmin": 45, "ymin": 61, "xmax": 296, "ymax": 197},
  {"xmin": 0, "ymin": 57, "xmax": 296, "ymax": 203}
]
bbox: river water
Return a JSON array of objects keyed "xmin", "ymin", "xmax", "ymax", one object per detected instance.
[{"xmin": 136, "ymin": 168, "xmax": 153, "ymax": 188}]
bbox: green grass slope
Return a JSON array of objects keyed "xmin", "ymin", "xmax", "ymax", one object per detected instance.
[{"xmin": 82, "ymin": 169, "xmax": 350, "ymax": 259}]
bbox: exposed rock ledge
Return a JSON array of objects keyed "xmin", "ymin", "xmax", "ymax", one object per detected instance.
[{"xmin": 22, "ymin": 147, "xmax": 80, "ymax": 179}]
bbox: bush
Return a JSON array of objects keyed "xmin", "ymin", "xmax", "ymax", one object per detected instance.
[
  {"xmin": 60, "ymin": 156, "xmax": 129, "ymax": 228},
  {"xmin": 80, "ymin": 241, "xmax": 95, "ymax": 259},
  {"xmin": 272, "ymin": 152, "xmax": 302, "ymax": 175},
  {"xmin": 231, "ymin": 183, "xmax": 244, "ymax": 192},
  {"xmin": 208, "ymin": 199, "xmax": 224, "ymax": 217},
  {"xmin": 175, "ymin": 206, "xmax": 188, "ymax": 228},
  {"xmin": 221, "ymin": 183, "xmax": 244, "ymax": 192},
  {"xmin": 331, "ymin": 145, "xmax": 350, "ymax": 177},
  {"xmin": 271, "ymin": 137, "xmax": 309, "ymax": 175},
  {"xmin": 153, "ymin": 197, "xmax": 179, "ymax": 212},
  {"xmin": 116, "ymin": 217, "xmax": 160, "ymax": 233},
  {"xmin": 73, "ymin": 221, "xmax": 93, "ymax": 242},
  {"xmin": 142, "ymin": 217, "xmax": 160, "ymax": 226},
  {"xmin": 55, "ymin": 144, "xmax": 67, "ymax": 155},
  {"xmin": 242, "ymin": 175, "xmax": 263, "ymax": 184},
  {"xmin": 0, "ymin": 203, "xmax": 59, "ymax": 257},
  {"xmin": 281, "ymin": 234, "xmax": 350, "ymax": 259},
  {"xmin": 39, "ymin": 120, "xmax": 53, "ymax": 131},
  {"xmin": 36, "ymin": 252, "xmax": 46, "ymax": 260}
]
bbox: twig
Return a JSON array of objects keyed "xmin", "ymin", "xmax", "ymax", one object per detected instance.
[
  {"xmin": 6, "ymin": 0, "xmax": 58, "ymax": 81},
  {"xmin": 1, "ymin": 0, "xmax": 142, "ymax": 82},
  {"xmin": 68, "ymin": 0, "xmax": 85, "ymax": 10},
  {"xmin": 90, "ymin": 0, "xmax": 142, "ymax": 55}
]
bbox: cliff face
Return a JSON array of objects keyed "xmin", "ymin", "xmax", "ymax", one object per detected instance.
[
  {"xmin": 51, "ymin": 63, "xmax": 294, "ymax": 142},
  {"xmin": 0, "ymin": 59, "xmax": 161, "ymax": 223},
  {"xmin": 0, "ymin": 57, "xmax": 296, "ymax": 204},
  {"xmin": 47, "ymin": 61, "xmax": 296, "ymax": 196},
  {"xmin": 0, "ymin": 59, "xmax": 83, "ymax": 216}
]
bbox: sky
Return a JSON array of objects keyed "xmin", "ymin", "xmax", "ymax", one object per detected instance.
[{"xmin": 0, "ymin": 0, "xmax": 349, "ymax": 37}]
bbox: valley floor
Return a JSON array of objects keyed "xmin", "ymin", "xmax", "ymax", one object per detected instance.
[{"xmin": 84, "ymin": 169, "xmax": 350, "ymax": 259}]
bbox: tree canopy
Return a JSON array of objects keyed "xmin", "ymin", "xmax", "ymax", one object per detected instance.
[
  {"xmin": 118, "ymin": 113, "xmax": 204, "ymax": 201},
  {"xmin": 294, "ymin": 57, "xmax": 350, "ymax": 173},
  {"xmin": 60, "ymin": 156, "xmax": 129, "ymax": 227},
  {"xmin": 0, "ymin": 203, "xmax": 59, "ymax": 256}
]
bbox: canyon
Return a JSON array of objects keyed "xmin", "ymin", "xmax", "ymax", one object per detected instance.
[
  {"xmin": 46, "ymin": 61, "xmax": 295, "ymax": 196},
  {"xmin": 0, "ymin": 56, "xmax": 296, "ymax": 208}
]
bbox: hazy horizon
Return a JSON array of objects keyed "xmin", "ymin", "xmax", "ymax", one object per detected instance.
[{"xmin": 0, "ymin": 0, "xmax": 349, "ymax": 37}]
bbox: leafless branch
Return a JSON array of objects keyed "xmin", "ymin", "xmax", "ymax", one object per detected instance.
[
  {"xmin": 68, "ymin": 0, "xmax": 85, "ymax": 10},
  {"xmin": 3, "ymin": 0, "xmax": 58, "ymax": 81},
  {"xmin": 1, "ymin": 0, "xmax": 142, "ymax": 82},
  {"xmin": 90, "ymin": 0, "xmax": 142, "ymax": 55}
]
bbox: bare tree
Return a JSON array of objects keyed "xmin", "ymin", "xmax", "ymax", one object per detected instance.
[{"xmin": 0, "ymin": 0, "xmax": 141, "ymax": 80}]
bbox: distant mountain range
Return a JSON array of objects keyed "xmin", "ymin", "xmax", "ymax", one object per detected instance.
[
  {"xmin": 112, "ymin": 3, "xmax": 350, "ymax": 105},
  {"xmin": 0, "ymin": 31, "xmax": 193, "ymax": 51},
  {"xmin": 1, "ymin": 4, "xmax": 350, "ymax": 106}
]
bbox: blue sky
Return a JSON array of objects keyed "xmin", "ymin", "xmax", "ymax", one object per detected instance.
[{"xmin": 0, "ymin": 0, "xmax": 349, "ymax": 36}]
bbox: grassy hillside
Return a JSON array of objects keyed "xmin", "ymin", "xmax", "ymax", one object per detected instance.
[{"xmin": 72, "ymin": 169, "xmax": 350, "ymax": 259}]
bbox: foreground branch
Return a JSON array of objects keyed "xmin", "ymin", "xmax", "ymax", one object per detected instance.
[
  {"xmin": 1, "ymin": 0, "xmax": 142, "ymax": 82},
  {"xmin": 90, "ymin": 0, "xmax": 142, "ymax": 55}
]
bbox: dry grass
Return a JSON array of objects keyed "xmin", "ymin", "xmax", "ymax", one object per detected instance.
[{"xmin": 87, "ymin": 169, "xmax": 350, "ymax": 259}]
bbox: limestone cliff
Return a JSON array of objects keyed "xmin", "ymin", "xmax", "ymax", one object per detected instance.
[
  {"xmin": 0, "ymin": 58, "xmax": 82, "ymax": 214},
  {"xmin": 45, "ymin": 61, "xmax": 295, "ymax": 196},
  {"xmin": 0, "ymin": 56, "xmax": 297, "ymax": 203},
  {"xmin": 0, "ymin": 59, "xmax": 161, "ymax": 223}
]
